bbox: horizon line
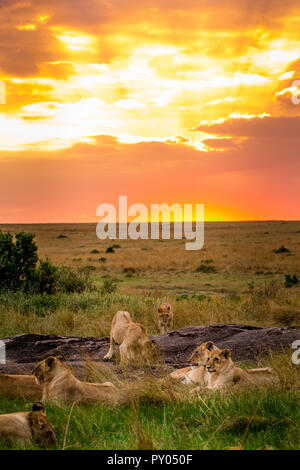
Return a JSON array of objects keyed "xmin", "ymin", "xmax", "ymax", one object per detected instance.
[{"xmin": 0, "ymin": 219, "xmax": 300, "ymax": 225}]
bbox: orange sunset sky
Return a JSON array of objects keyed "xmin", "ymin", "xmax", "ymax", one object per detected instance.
[{"xmin": 0, "ymin": 0, "xmax": 300, "ymax": 222}]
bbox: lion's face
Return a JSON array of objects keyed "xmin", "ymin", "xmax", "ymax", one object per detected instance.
[
  {"xmin": 27, "ymin": 411, "xmax": 57, "ymax": 446},
  {"xmin": 32, "ymin": 356, "xmax": 65, "ymax": 384},
  {"xmin": 158, "ymin": 303, "xmax": 173, "ymax": 326},
  {"xmin": 143, "ymin": 339, "xmax": 158, "ymax": 363},
  {"xmin": 189, "ymin": 341, "xmax": 217, "ymax": 366},
  {"xmin": 206, "ymin": 349, "xmax": 231, "ymax": 374}
]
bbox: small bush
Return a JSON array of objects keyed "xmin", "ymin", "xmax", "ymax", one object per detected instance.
[
  {"xmin": 56, "ymin": 266, "xmax": 94, "ymax": 293},
  {"xmin": 99, "ymin": 257, "xmax": 106, "ymax": 262},
  {"xmin": 57, "ymin": 234, "xmax": 67, "ymax": 239},
  {"xmin": 0, "ymin": 230, "xmax": 38, "ymax": 292},
  {"xmin": 106, "ymin": 246, "xmax": 115, "ymax": 253},
  {"xmin": 101, "ymin": 278, "xmax": 118, "ymax": 294},
  {"xmin": 196, "ymin": 263, "xmax": 217, "ymax": 273},
  {"xmin": 90, "ymin": 249, "xmax": 100, "ymax": 254},
  {"xmin": 248, "ymin": 281, "xmax": 255, "ymax": 292},
  {"xmin": 123, "ymin": 267, "xmax": 136, "ymax": 277},
  {"xmin": 273, "ymin": 245, "xmax": 290, "ymax": 254},
  {"xmin": 284, "ymin": 274, "xmax": 299, "ymax": 288},
  {"xmin": 176, "ymin": 294, "xmax": 189, "ymax": 301},
  {"xmin": 36, "ymin": 259, "xmax": 58, "ymax": 294}
]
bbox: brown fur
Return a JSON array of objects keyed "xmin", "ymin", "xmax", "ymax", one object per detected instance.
[
  {"xmin": 157, "ymin": 303, "xmax": 174, "ymax": 334},
  {"xmin": 205, "ymin": 349, "xmax": 279, "ymax": 390},
  {"xmin": 0, "ymin": 373, "xmax": 42, "ymax": 399},
  {"xmin": 165, "ymin": 341, "xmax": 221, "ymax": 387},
  {"xmin": 32, "ymin": 356, "xmax": 118, "ymax": 404},
  {"xmin": 0, "ymin": 402, "xmax": 56, "ymax": 447},
  {"xmin": 103, "ymin": 311, "xmax": 158, "ymax": 367}
]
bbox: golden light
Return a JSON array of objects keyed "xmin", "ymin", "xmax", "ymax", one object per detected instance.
[
  {"xmin": 55, "ymin": 31, "xmax": 96, "ymax": 50},
  {"xmin": 17, "ymin": 24, "xmax": 36, "ymax": 31}
]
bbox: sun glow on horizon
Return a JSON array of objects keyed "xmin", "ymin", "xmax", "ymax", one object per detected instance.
[{"xmin": 0, "ymin": 1, "xmax": 300, "ymax": 222}]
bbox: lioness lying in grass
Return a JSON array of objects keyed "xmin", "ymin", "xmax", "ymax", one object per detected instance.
[
  {"xmin": 104, "ymin": 310, "xmax": 158, "ymax": 367},
  {"xmin": 163, "ymin": 341, "xmax": 221, "ymax": 386},
  {"xmin": 192, "ymin": 348, "xmax": 279, "ymax": 391},
  {"xmin": 0, "ymin": 402, "xmax": 56, "ymax": 447},
  {"xmin": 0, "ymin": 373, "xmax": 42, "ymax": 399},
  {"xmin": 32, "ymin": 356, "xmax": 118, "ymax": 404}
]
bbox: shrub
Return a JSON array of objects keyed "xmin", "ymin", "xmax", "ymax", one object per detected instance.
[
  {"xmin": 176, "ymin": 294, "xmax": 189, "ymax": 301},
  {"xmin": 57, "ymin": 267, "xmax": 93, "ymax": 293},
  {"xmin": 0, "ymin": 230, "xmax": 38, "ymax": 292},
  {"xmin": 99, "ymin": 257, "xmax": 106, "ymax": 262},
  {"xmin": 248, "ymin": 281, "xmax": 255, "ymax": 292},
  {"xmin": 90, "ymin": 249, "xmax": 100, "ymax": 254},
  {"xmin": 273, "ymin": 245, "xmax": 290, "ymax": 254},
  {"xmin": 36, "ymin": 259, "xmax": 58, "ymax": 294},
  {"xmin": 284, "ymin": 274, "xmax": 299, "ymax": 288},
  {"xmin": 196, "ymin": 263, "xmax": 217, "ymax": 273},
  {"xmin": 106, "ymin": 246, "xmax": 115, "ymax": 253},
  {"xmin": 123, "ymin": 267, "xmax": 136, "ymax": 277},
  {"xmin": 57, "ymin": 234, "xmax": 67, "ymax": 239},
  {"xmin": 101, "ymin": 278, "xmax": 118, "ymax": 294}
]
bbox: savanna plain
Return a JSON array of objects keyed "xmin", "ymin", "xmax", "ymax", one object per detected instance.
[{"xmin": 0, "ymin": 221, "xmax": 299, "ymax": 450}]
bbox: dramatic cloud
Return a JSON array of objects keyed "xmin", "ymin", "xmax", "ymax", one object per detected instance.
[{"xmin": 0, "ymin": 0, "xmax": 300, "ymax": 221}]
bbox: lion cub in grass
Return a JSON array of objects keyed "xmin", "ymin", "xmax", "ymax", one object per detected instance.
[
  {"xmin": 201, "ymin": 348, "xmax": 279, "ymax": 390},
  {"xmin": 0, "ymin": 373, "xmax": 42, "ymax": 399},
  {"xmin": 32, "ymin": 356, "xmax": 117, "ymax": 404},
  {"xmin": 0, "ymin": 402, "xmax": 56, "ymax": 447},
  {"xmin": 104, "ymin": 310, "xmax": 158, "ymax": 367},
  {"xmin": 157, "ymin": 303, "xmax": 174, "ymax": 334},
  {"xmin": 165, "ymin": 341, "xmax": 220, "ymax": 387}
]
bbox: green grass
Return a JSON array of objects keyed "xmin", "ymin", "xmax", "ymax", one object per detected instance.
[
  {"xmin": 0, "ymin": 386, "xmax": 299, "ymax": 450},
  {"xmin": 0, "ymin": 222, "xmax": 300, "ymax": 450}
]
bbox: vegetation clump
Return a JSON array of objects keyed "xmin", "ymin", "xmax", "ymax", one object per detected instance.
[
  {"xmin": 284, "ymin": 274, "xmax": 299, "ymax": 288},
  {"xmin": 273, "ymin": 245, "xmax": 290, "ymax": 254},
  {"xmin": 196, "ymin": 259, "xmax": 217, "ymax": 273}
]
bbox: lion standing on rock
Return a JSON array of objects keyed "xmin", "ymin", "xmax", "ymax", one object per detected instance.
[
  {"xmin": 32, "ymin": 356, "xmax": 118, "ymax": 404},
  {"xmin": 104, "ymin": 311, "xmax": 158, "ymax": 367}
]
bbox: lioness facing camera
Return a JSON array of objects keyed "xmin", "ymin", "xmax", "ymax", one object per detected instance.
[
  {"xmin": 166, "ymin": 341, "xmax": 220, "ymax": 386},
  {"xmin": 0, "ymin": 402, "xmax": 56, "ymax": 447},
  {"xmin": 157, "ymin": 303, "xmax": 174, "ymax": 334},
  {"xmin": 0, "ymin": 373, "xmax": 42, "ymax": 399},
  {"xmin": 204, "ymin": 348, "xmax": 279, "ymax": 390},
  {"xmin": 104, "ymin": 311, "xmax": 158, "ymax": 366},
  {"xmin": 32, "ymin": 356, "xmax": 118, "ymax": 404}
]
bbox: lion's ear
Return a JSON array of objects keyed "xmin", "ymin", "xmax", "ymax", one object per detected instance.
[
  {"xmin": 32, "ymin": 402, "xmax": 45, "ymax": 413},
  {"xmin": 56, "ymin": 355, "xmax": 64, "ymax": 362},
  {"xmin": 46, "ymin": 357, "xmax": 55, "ymax": 367},
  {"xmin": 206, "ymin": 341, "xmax": 214, "ymax": 351},
  {"xmin": 221, "ymin": 349, "xmax": 231, "ymax": 359}
]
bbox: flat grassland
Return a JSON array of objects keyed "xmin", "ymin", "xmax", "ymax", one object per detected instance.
[{"xmin": 0, "ymin": 221, "xmax": 299, "ymax": 450}]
